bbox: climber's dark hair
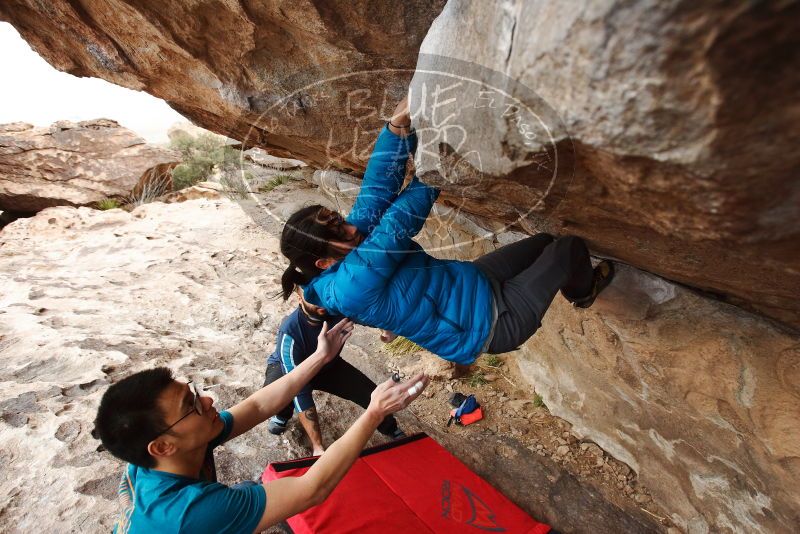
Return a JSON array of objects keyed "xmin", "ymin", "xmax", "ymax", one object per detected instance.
[
  {"xmin": 279, "ymin": 204, "xmax": 345, "ymax": 301},
  {"xmin": 93, "ymin": 367, "xmax": 175, "ymax": 468}
]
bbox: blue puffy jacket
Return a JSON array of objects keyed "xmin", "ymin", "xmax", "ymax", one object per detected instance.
[{"xmin": 302, "ymin": 125, "xmax": 494, "ymax": 364}]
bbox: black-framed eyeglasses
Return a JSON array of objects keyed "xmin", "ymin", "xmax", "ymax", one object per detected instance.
[{"xmin": 157, "ymin": 381, "xmax": 204, "ymax": 436}]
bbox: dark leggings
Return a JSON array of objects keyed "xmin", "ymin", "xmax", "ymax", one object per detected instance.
[
  {"xmin": 263, "ymin": 358, "xmax": 399, "ymax": 436},
  {"xmin": 473, "ymin": 233, "xmax": 593, "ymax": 354}
]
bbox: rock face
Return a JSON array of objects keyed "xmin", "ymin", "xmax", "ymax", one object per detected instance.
[
  {"xmin": 408, "ymin": 0, "xmax": 800, "ymax": 329},
  {"xmin": 0, "ymin": 120, "xmax": 179, "ymax": 212},
  {"xmin": 3, "ymin": 2, "xmax": 800, "ymax": 532},
  {"xmin": 3, "ymin": 0, "xmax": 797, "ymax": 328},
  {"xmin": 520, "ymin": 268, "xmax": 800, "ymax": 534},
  {"xmin": 3, "ymin": 0, "xmax": 796, "ymax": 328},
  {"xmin": 0, "ymin": 198, "xmax": 284, "ymax": 531},
  {"xmin": 0, "ymin": 0, "xmax": 445, "ymax": 166},
  {"xmin": 244, "ymin": 148, "xmax": 306, "ymax": 171}
]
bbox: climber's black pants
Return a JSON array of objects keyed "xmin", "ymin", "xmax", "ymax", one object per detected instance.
[
  {"xmin": 473, "ymin": 233, "xmax": 593, "ymax": 354},
  {"xmin": 263, "ymin": 358, "xmax": 399, "ymax": 436}
]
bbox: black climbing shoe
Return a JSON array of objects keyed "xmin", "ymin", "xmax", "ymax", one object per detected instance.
[
  {"xmin": 268, "ymin": 417, "xmax": 288, "ymax": 435},
  {"xmin": 573, "ymin": 260, "xmax": 615, "ymax": 309}
]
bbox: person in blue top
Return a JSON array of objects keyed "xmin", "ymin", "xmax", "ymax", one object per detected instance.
[
  {"xmin": 278, "ymin": 97, "xmax": 614, "ymax": 365},
  {"xmin": 93, "ymin": 317, "xmax": 428, "ymax": 533},
  {"xmin": 264, "ymin": 287, "xmax": 405, "ymax": 455}
]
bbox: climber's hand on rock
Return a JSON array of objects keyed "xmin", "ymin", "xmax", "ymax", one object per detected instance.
[
  {"xmin": 388, "ymin": 96, "xmax": 411, "ymax": 135},
  {"xmin": 391, "ymin": 96, "xmax": 410, "ymax": 125}
]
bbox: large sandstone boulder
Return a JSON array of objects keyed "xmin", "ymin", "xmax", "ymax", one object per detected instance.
[
  {"xmin": 408, "ymin": 0, "xmax": 800, "ymax": 329},
  {"xmin": 3, "ymin": 2, "xmax": 799, "ymax": 532},
  {"xmin": 406, "ymin": 3, "xmax": 800, "ymax": 531},
  {"xmin": 2, "ymin": 1, "xmax": 796, "ymax": 329},
  {"xmin": 0, "ymin": 120, "xmax": 179, "ymax": 213},
  {"xmin": 0, "ymin": 0, "xmax": 445, "ymax": 167},
  {"xmin": 520, "ymin": 268, "xmax": 800, "ymax": 533}
]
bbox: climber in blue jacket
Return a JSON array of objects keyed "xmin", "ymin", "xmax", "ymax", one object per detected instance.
[{"xmin": 278, "ymin": 98, "xmax": 614, "ymax": 365}]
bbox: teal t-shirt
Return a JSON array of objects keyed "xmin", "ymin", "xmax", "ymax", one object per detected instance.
[{"xmin": 113, "ymin": 411, "xmax": 266, "ymax": 534}]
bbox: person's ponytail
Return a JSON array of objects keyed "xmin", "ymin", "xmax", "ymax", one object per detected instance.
[
  {"xmin": 277, "ymin": 204, "xmax": 344, "ymax": 300},
  {"xmin": 280, "ymin": 263, "xmax": 314, "ymax": 301}
]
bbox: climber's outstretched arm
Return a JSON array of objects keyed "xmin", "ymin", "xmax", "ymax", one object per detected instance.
[{"xmin": 345, "ymin": 96, "xmax": 418, "ymax": 236}]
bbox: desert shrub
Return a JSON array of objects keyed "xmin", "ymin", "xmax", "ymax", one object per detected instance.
[
  {"xmin": 381, "ymin": 336, "xmax": 424, "ymax": 355},
  {"xmin": 465, "ymin": 370, "xmax": 488, "ymax": 387},
  {"xmin": 128, "ymin": 165, "xmax": 174, "ymax": 206},
  {"xmin": 483, "ymin": 355, "xmax": 502, "ymax": 368},
  {"xmin": 96, "ymin": 198, "xmax": 120, "ymax": 210},
  {"xmin": 172, "ymin": 160, "xmax": 210, "ymax": 190},
  {"xmin": 219, "ymin": 169, "xmax": 255, "ymax": 200},
  {"xmin": 258, "ymin": 174, "xmax": 291, "ymax": 193},
  {"xmin": 169, "ymin": 132, "xmax": 241, "ymax": 190}
]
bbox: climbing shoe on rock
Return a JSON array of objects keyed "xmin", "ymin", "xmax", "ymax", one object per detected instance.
[
  {"xmin": 573, "ymin": 260, "xmax": 615, "ymax": 309},
  {"xmin": 268, "ymin": 417, "xmax": 288, "ymax": 435}
]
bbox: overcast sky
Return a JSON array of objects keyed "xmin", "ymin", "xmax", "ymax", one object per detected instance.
[{"xmin": 0, "ymin": 22, "xmax": 186, "ymax": 144}]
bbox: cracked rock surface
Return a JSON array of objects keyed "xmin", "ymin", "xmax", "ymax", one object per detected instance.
[
  {"xmin": 0, "ymin": 120, "xmax": 178, "ymax": 213},
  {"xmin": 410, "ymin": 0, "xmax": 800, "ymax": 328}
]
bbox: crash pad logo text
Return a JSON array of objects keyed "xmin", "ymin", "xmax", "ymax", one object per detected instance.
[{"xmin": 441, "ymin": 479, "xmax": 505, "ymax": 532}]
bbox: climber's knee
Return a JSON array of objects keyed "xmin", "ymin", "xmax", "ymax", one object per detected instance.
[
  {"xmin": 553, "ymin": 234, "xmax": 579, "ymax": 252},
  {"xmin": 556, "ymin": 234, "xmax": 582, "ymax": 246},
  {"xmin": 552, "ymin": 235, "xmax": 589, "ymax": 265},
  {"xmin": 559, "ymin": 234, "xmax": 587, "ymax": 249},
  {"xmin": 531, "ymin": 232, "xmax": 555, "ymax": 245}
]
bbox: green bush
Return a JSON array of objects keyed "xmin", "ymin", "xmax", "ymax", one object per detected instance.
[
  {"xmin": 172, "ymin": 161, "xmax": 209, "ymax": 190},
  {"xmin": 465, "ymin": 370, "xmax": 488, "ymax": 387},
  {"xmin": 169, "ymin": 132, "xmax": 241, "ymax": 190},
  {"xmin": 96, "ymin": 198, "xmax": 120, "ymax": 210},
  {"xmin": 483, "ymin": 355, "xmax": 502, "ymax": 368},
  {"xmin": 381, "ymin": 336, "xmax": 424, "ymax": 355},
  {"xmin": 258, "ymin": 174, "xmax": 291, "ymax": 193}
]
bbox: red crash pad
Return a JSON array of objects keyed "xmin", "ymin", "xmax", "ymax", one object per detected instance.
[{"xmin": 262, "ymin": 433, "xmax": 552, "ymax": 533}]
